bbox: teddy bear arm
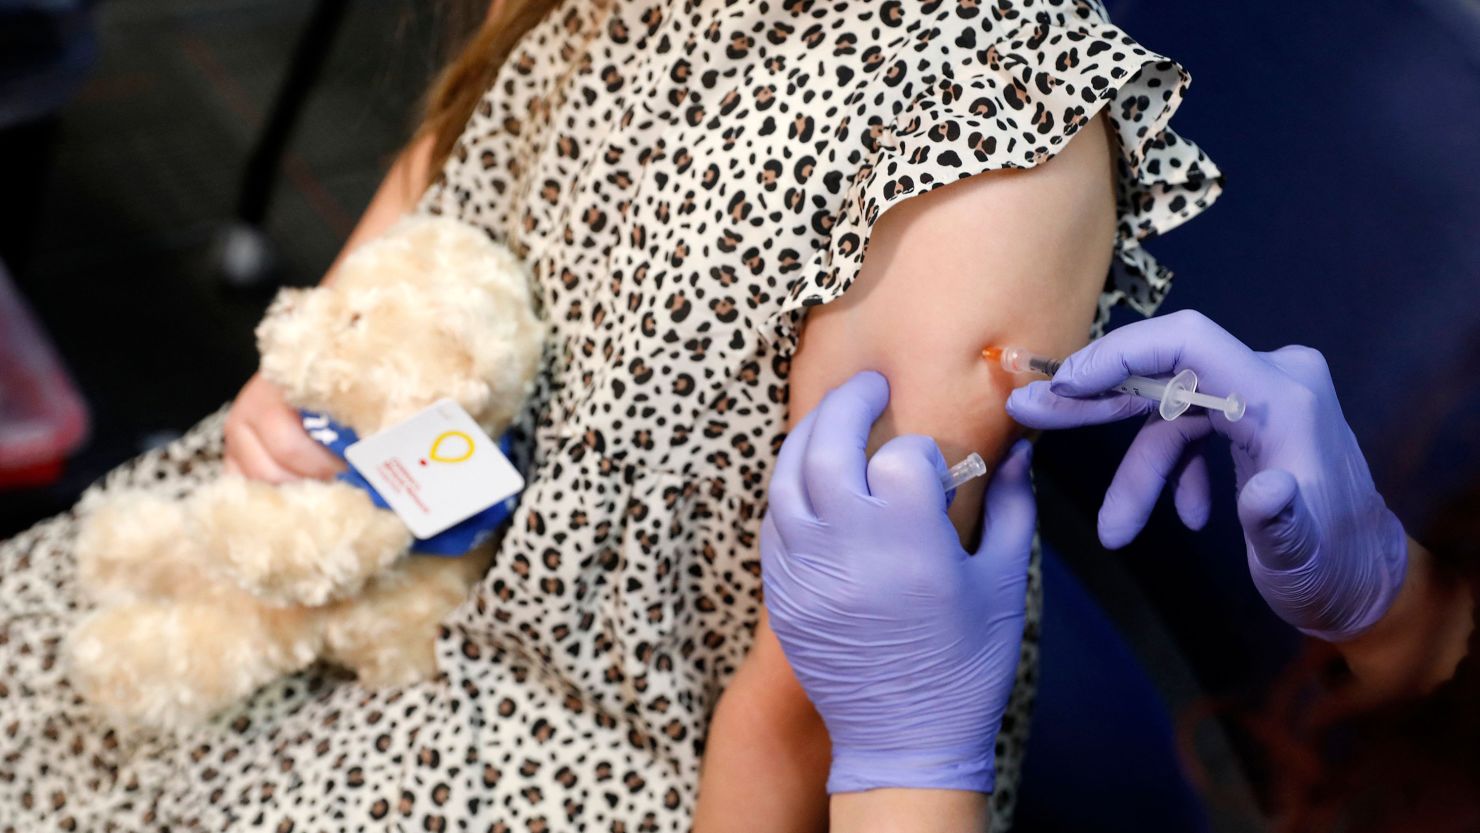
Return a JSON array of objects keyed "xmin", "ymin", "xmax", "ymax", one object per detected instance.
[{"xmin": 189, "ymin": 475, "xmax": 412, "ymax": 607}]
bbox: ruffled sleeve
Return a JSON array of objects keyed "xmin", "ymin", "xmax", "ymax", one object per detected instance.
[{"xmin": 775, "ymin": 12, "xmax": 1223, "ymax": 338}]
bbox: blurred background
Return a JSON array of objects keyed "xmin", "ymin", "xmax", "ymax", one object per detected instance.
[
  {"xmin": 2, "ymin": 1, "xmax": 1478, "ymax": 831},
  {"xmin": 0, "ymin": 0, "xmax": 441, "ymax": 532}
]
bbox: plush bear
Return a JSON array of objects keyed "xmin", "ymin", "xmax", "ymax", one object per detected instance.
[{"xmin": 67, "ymin": 215, "xmax": 544, "ymax": 729}]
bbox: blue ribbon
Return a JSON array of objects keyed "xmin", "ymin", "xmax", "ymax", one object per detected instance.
[{"xmin": 300, "ymin": 410, "xmax": 518, "ymax": 556}]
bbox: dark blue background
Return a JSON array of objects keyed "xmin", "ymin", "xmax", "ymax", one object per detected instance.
[{"xmin": 1018, "ymin": 2, "xmax": 1480, "ymax": 829}]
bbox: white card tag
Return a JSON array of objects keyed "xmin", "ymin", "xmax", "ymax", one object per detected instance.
[{"xmin": 345, "ymin": 399, "xmax": 524, "ymax": 539}]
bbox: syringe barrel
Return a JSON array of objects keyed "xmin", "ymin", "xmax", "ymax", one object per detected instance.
[
  {"xmin": 1030, "ymin": 355, "xmax": 1064, "ymax": 376},
  {"xmin": 999, "ymin": 346, "xmax": 1033, "ymax": 374},
  {"xmin": 1118, "ymin": 372, "xmax": 1195, "ymax": 421},
  {"xmin": 999, "ymin": 346, "xmax": 1062, "ymax": 376},
  {"xmin": 1113, "ymin": 376, "xmax": 1168, "ymax": 400}
]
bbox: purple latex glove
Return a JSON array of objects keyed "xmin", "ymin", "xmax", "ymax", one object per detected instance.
[
  {"xmin": 762, "ymin": 371, "xmax": 1037, "ymax": 794},
  {"xmin": 1006, "ymin": 310, "xmax": 1407, "ymax": 641}
]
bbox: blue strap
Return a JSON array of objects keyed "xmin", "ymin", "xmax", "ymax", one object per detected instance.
[{"xmin": 300, "ymin": 410, "xmax": 517, "ymax": 557}]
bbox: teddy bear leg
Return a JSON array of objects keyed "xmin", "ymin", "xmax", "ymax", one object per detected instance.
[
  {"xmin": 188, "ymin": 473, "xmax": 412, "ymax": 606},
  {"xmin": 321, "ymin": 549, "xmax": 491, "ymax": 688},
  {"xmin": 66, "ymin": 592, "xmax": 321, "ymax": 730},
  {"xmin": 74, "ymin": 489, "xmax": 208, "ymax": 605}
]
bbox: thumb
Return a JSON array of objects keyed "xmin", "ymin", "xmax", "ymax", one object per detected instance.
[
  {"xmin": 974, "ymin": 440, "xmax": 1036, "ymax": 567},
  {"xmin": 1237, "ymin": 469, "xmax": 1319, "ymax": 571},
  {"xmin": 867, "ymin": 434, "xmax": 950, "ymax": 514}
]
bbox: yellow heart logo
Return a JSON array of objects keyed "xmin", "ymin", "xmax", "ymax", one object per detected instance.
[{"xmin": 428, "ymin": 430, "xmax": 475, "ymax": 463}]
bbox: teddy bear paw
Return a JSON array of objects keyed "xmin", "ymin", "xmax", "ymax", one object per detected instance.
[{"xmin": 67, "ymin": 600, "xmax": 318, "ymax": 729}]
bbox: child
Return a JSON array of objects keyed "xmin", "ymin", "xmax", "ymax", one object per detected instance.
[{"xmin": 0, "ymin": 1, "xmax": 1220, "ymax": 829}]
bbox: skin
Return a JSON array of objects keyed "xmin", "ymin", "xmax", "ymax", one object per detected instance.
[
  {"xmin": 693, "ymin": 116, "xmax": 1120, "ymax": 833},
  {"xmin": 1337, "ymin": 539, "xmax": 1474, "ymax": 706},
  {"xmin": 832, "ymin": 790, "xmax": 991, "ymax": 833}
]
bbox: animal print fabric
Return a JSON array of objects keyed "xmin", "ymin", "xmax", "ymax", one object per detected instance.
[{"xmin": 0, "ymin": 0, "xmax": 1220, "ymax": 830}]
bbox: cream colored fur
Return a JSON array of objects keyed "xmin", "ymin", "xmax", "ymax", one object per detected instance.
[{"xmin": 68, "ymin": 216, "xmax": 543, "ymax": 730}]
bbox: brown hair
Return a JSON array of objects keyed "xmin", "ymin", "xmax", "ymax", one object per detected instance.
[{"xmin": 416, "ymin": 0, "xmax": 562, "ymax": 175}]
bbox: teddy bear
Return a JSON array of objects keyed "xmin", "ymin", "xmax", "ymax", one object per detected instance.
[{"xmin": 66, "ymin": 215, "xmax": 544, "ymax": 730}]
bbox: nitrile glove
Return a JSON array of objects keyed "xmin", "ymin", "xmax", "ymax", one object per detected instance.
[
  {"xmin": 762, "ymin": 371, "xmax": 1037, "ymax": 794},
  {"xmin": 1006, "ymin": 310, "xmax": 1407, "ymax": 641}
]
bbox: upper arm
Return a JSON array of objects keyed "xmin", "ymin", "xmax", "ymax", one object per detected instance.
[
  {"xmin": 789, "ymin": 115, "xmax": 1118, "ymax": 539},
  {"xmin": 325, "ymin": 133, "xmax": 437, "ymax": 282}
]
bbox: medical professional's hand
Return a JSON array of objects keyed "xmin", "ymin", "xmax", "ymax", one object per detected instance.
[
  {"xmin": 223, "ymin": 372, "xmax": 344, "ymax": 483},
  {"xmin": 762, "ymin": 371, "xmax": 1037, "ymax": 794},
  {"xmin": 1005, "ymin": 310, "xmax": 1407, "ymax": 641}
]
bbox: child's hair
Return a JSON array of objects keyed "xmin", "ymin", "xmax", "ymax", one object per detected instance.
[{"xmin": 417, "ymin": 0, "xmax": 562, "ymax": 174}]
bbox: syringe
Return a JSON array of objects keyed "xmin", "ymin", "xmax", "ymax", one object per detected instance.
[
  {"xmin": 941, "ymin": 452, "xmax": 987, "ymax": 492},
  {"xmin": 984, "ymin": 345, "xmax": 1245, "ymax": 422}
]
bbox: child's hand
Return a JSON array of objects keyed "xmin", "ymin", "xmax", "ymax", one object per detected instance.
[{"xmin": 223, "ymin": 372, "xmax": 344, "ymax": 483}]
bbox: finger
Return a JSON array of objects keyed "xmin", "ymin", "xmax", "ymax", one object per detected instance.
[
  {"xmin": 1051, "ymin": 310, "xmax": 1266, "ymax": 399},
  {"xmin": 802, "ymin": 371, "xmax": 890, "ymax": 515},
  {"xmin": 1169, "ymin": 439, "xmax": 1212, "ymax": 531},
  {"xmin": 975, "ymin": 440, "xmax": 1036, "ymax": 562},
  {"xmin": 759, "ymin": 512, "xmax": 812, "ymax": 630},
  {"xmin": 866, "ymin": 434, "xmax": 949, "ymax": 514},
  {"xmin": 1264, "ymin": 344, "xmax": 1332, "ymax": 389},
  {"xmin": 759, "ymin": 513, "xmax": 790, "ymax": 593},
  {"xmin": 224, "ymin": 421, "xmax": 295, "ymax": 484},
  {"xmin": 1098, "ymin": 413, "xmax": 1213, "ymax": 549},
  {"xmin": 1006, "ymin": 381, "xmax": 1154, "ymax": 429},
  {"xmin": 252, "ymin": 407, "xmax": 345, "ymax": 480},
  {"xmin": 1237, "ymin": 469, "xmax": 1318, "ymax": 571},
  {"xmin": 768, "ymin": 408, "xmax": 822, "ymax": 534}
]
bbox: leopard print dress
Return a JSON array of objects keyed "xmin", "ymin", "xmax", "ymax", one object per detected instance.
[{"xmin": 0, "ymin": 1, "xmax": 1220, "ymax": 830}]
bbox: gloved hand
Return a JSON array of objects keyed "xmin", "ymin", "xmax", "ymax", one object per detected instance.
[
  {"xmin": 762, "ymin": 371, "xmax": 1037, "ymax": 794},
  {"xmin": 1005, "ymin": 310, "xmax": 1407, "ymax": 641}
]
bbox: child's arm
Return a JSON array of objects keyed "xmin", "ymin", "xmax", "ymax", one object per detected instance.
[
  {"xmin": 692, "ymin": 611, "xmax": 831, "ymax": 833},
  {"xmin": 224, "ymin": 135, "xmax": 434, "ymax": 482},
  {"xmin": 694, "ymin": 116, "xmax": 1119, "ymax": 831},
  {"xmin": 832, "ymin": 790, "xmax": 991, "ymax": 833}
]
